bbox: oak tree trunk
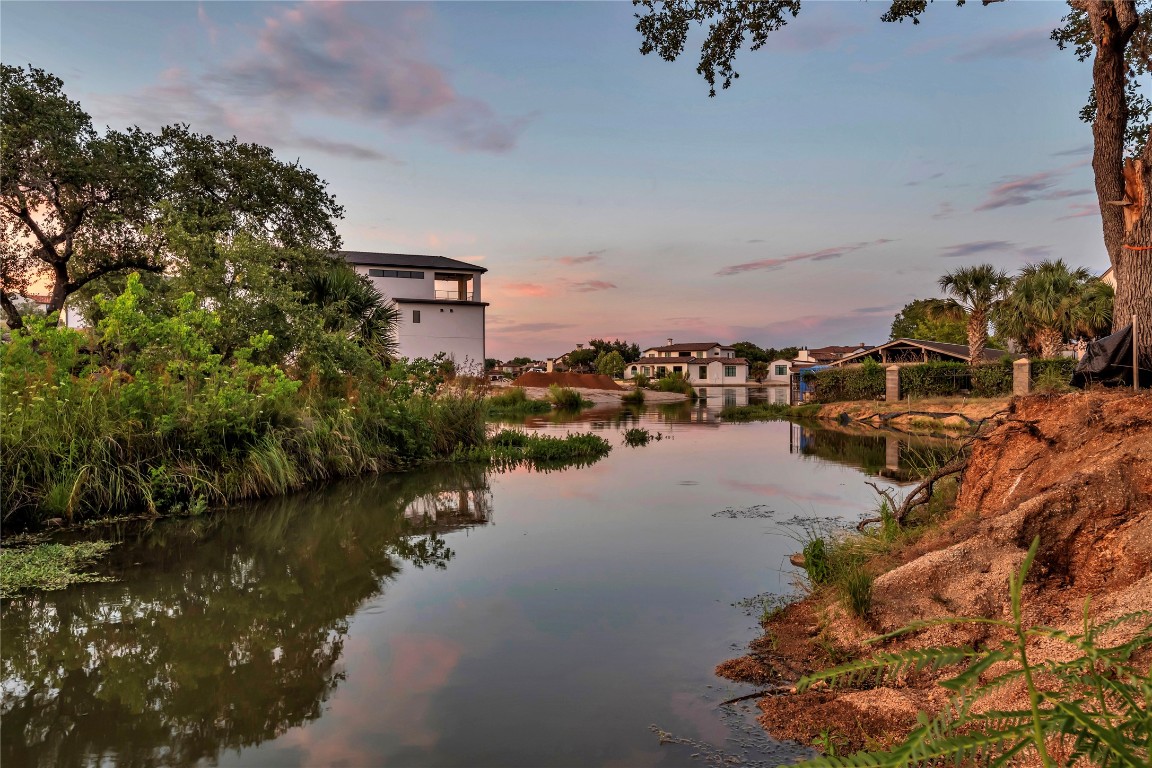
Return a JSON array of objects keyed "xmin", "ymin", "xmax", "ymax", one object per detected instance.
[{"xmin": 1085, "ymin": 0, "xmax": 1150, "ymax": 380}]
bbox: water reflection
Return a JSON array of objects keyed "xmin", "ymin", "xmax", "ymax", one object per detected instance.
[
  {"xmin": 788, "ymin": 423, "xmax": 960, "ymax": 482},
  {"xmin": 0, "ymin": 465, "xmax": 491, "ymax": 768}
]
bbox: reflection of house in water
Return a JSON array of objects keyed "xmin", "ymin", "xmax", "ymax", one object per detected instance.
[
  {"xmin": 788, "ymin": 423, "xmax": 959, "ymax": 483},
  {"xmin": 401, "ymin": 474, "xmax": 493, "ymax": 527}
]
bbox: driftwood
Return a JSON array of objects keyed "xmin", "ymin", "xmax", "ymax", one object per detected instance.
[
  {"xmin": 854, "ymin": 410, "xmax": 980, "ymax": 426},
  {"xmin": 857, "ymin": 456, "xmax": 968, "ymax": 532},
  {"xmin": 717, "ymin": 685, "xmax": 794, "ymax": 706}
]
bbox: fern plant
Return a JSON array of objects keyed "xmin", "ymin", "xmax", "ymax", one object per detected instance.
[{"xmin": 790, "ymin": 537, "xmax": 1152, "ymax": 768}]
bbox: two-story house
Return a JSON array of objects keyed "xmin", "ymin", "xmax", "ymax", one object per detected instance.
[
  {"xmin": 342, "ymin": 251, "xmax": 487, "ymax": 369},
  {"xmin": 625, "ymin": 340, "xmax": 749, "ymax": 384}
]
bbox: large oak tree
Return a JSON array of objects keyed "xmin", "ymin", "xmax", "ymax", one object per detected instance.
[
  {"xmin": 0, "ymin": 65, "xmax": 344, "ymax": 330},
  {"xmin": 634, "ymin": 0, "xmax": 1152, "ymax": 378}
]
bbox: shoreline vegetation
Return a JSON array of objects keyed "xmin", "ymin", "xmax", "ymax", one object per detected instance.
[{"xmin": 718, "ymin": 390, "xmax": 1152, "ymax": 765}]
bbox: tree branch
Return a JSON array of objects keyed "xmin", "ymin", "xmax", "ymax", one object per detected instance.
[{"xmin": 65, "ymin": 259, "xmax": 164, "ymax": 294}]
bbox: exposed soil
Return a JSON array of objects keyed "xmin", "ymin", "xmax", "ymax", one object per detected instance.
[
  {"xmin": 815, "ymin": 396, "xmax": 1011, "ymax": 433},
  {"xmin": 511, "ymin": 372, "xmax": 623, "ymax": 390},
  {"xmin": 719, "ymin": 390, "xmax": 1152, "ymax": 753}
]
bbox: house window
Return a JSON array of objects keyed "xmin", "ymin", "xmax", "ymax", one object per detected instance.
[
  {"xmin": 657, "ymin": 366, "xmax": 667, "ymax": 376},
  {"xmin": 630, "ymin": 366, "xmax": 637, "ymax": 375},
  {"xmin": 724, "ymin": 365, "xmax": 736, "ymax": 377},
  {"xmin": 775, "ymin": 364, "xmax": 787, "ymax": 376},
  {"xmin": 412, "ymin": 310, "xmax": 421, "ymax": 323},
  {"xmin": 368, "ymin": 269, "xmax": 425, "ymax": 279},
  {"xmin": 642, "ymin": 366, "xmax": 650, "ymax": 376},
  {"xmin": 699, "ymin": 366, "xmax": 707, "ymax": 379},
  {"xmin": 673, "ymin": 365, "xmax": 682, "ymax": 374}
]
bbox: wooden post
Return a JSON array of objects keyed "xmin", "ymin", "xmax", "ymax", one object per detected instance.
[
  {"xmin": 1134, "ymin": 313, "xmax": 1140, "ymax": 392},
  {"xmin": 1013, "ymin": 358, "xmax": 1031, "ymax": 397},
  {"xmin": 886, "ymin": 365, "xmax": 901, "ymax": 402}
]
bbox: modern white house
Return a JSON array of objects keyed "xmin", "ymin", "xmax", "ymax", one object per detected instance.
[
  {"xmin": 625, "ymin": 341, "xmax": 749, "ymax": 384},
  {"xmin": 342, "ymin": 251, "xmax": 487, "ymax": 370}
]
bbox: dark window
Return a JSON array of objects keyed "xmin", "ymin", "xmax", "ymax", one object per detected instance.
[
  {"xmin": 673, "ymin": 365, "xmax": 682, "ymax": 374},
  {"xmin": 775, "ymin": 365, "xmax": 787, "ymax": 376},
  {"xmin": 699, "ymin": 366, "xmax": 707, "ymax": 379},
  {"xmin": 412, "ymin": 310, "xmax": 421, "ymax": 323},
  {"xmin": 368, "ymin": 269, "xmax": 424, "ymax": 279},
  {"xmin": 724, "ymin": 365, "xmax": 737, "ymax": 377}
]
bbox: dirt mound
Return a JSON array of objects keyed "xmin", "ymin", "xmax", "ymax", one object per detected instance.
[
  {"xmin": 720, "ymin": 390, "xmax": 1152, "ymax": 751},
  {"xmin": 511, "ymin": 372, "xmax": 623, "ymax": 390}
]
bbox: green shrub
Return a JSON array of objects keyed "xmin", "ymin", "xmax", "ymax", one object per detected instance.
[
  {"xmin": 898, "ymin": 361, "xmax": 970, "ymax": 399},
  {"xmin": 650, "ymin": 372, "xmax": 696, "ymax": 397},
  {"xmin": 836, "ymin": 564, "xmax": 874, "ymax": 618},
  {"xmin": 622, "ymin": 427, "xmax": 660, "ymax": 446},
  {"xmin": 621, "ymin": 389, "xmax": 646, "ymax": 405},
  {"xmin": 803, "ymin": 538, "xmax": 832, "ymax": 585},
  {"xmin": 804, "ymin": 366, "xmax": 885, "ymax": 403},
  {"xmin": 456, "ymin": 429, "xmax": 611, "ymax": 468},
  {"xmin": 1031, "ymin": 357, "xmax": 1077, "ymax": 394},
  {"xmin": 548, "ymin": 384, "xmax": 591, "ymax": 410},
  {"xmin": 486, "ymin": 387, "xmax": 552, "ymax": 417},
  {"xmin": 634, "ymin": 373, "xmax": 650, "ymax": 388},
  {"xmin": 969, "ymin": 360, "xmax": 1013, "ymax": 397}
]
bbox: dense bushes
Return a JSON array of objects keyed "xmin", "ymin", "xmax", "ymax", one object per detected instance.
[
  {"xmin": 485, "ymin": 387, "xmax": 552, "ymax": 417},
  {"xmin": 1, "ymin": 277, "xmax": 487, "ymax": 528},
  {"xmin": 649, "ymin": 372, "xmax": 696, "ymax": 397},
  {"xmin": 804, "ymin": 364, "xmax": 885, "ymax": 403}
]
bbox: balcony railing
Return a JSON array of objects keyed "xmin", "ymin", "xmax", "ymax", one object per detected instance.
[{"xmin": 435, "ymin": 290, "xmax": 475, "ymax": 301}]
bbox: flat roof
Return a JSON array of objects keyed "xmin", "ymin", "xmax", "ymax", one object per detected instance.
[{"xmin": 341, "ymin": 251, "xmax": 487, "ymax": 274}]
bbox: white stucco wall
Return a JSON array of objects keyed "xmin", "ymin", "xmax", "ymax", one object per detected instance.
[
  {"xmin": 765, "ymin": 359, "xmax": 792, "ymax": 384},
  {"xmin": 395, "ymin": 302, "xmax": 485, "ymax": 373}
]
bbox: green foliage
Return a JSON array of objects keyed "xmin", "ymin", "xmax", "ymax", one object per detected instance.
[
  {"xmin": 803, "ymin": 538, "xmax": 832, "ymax": 585},
  {"xmin": 485, "ymin": 387, "xmax": 553, "ymax": 417},
  {"xmin": 1031, "ymin": 357, "xmax": 1078, "ymax": 394},
  {"xmin": 731, "ymin": 341, "xmax": 800, "ymax": 364},
  {"xmin": 998, "ymin": 260, "xmax": 1114, "ymax": 356},
  {"xmin": 507, "ymin": 356, "xmax": 534, "ymax": 367},
  {"xmin": 899, "ymin": 361, "xmax": 970, "ymax": 399},
  {"xmin": 794, "ymin": 538, "xmax": 1152, "ymax": 768},
  {"xmin": 622, "ymin": 427, "xmax": 662, "ymax": 446},
  {"xmin": 970, "ymin": 360, "xmax": 1015, "ymax": 397},
  {"xmin": 621, "ymin": 388, "xmax": 646, "ymax": 405},
  {"xmin": 0, "ymin": 541, "xmax": 115, "ymax": 597},
  {"xmin": 890, "ymin": 299, "xmax": 968, "ymax": 345},
  {"xmin": 589, "ymin": 338, "xmax": 642, "ymax": 363},
  {"xmin": 650, "ymin": 372, "xmax": 697, "ymax": 397},
  {"xmin": 1, "ymin": 278, "xmax": 486, "ymax": 526},
  {"xmin": 804, "ymin": 366, "xmax": 885, "ymax": 403},
  {"xmin": 595, "ymin": 350, "xmax": 627, "ymax": 378},
  {"xmin": 720, "ymin": 402, "xmax": 820, "ymax": 421},
  {"xmin": 455, "ymin": 429, "xmax": 612, "ymax": 468},
  {"xmin": 548, "ymin": 384, "xmax": 592, "ymax": 410},
  {"xmin": 633, "ymin": 373, "xmax": 650, "ymax": 387},
  {"xmin": 565, "ymin": 348, "xmax": 598, "ymax": 371}
]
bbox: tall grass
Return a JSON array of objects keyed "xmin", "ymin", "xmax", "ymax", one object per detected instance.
[
  {"xmin": 621, "ymin": 388, "xmax": 646, "ymax": 405},
  {"xmin": 548, "ymin": 384, "xmax": 591, "ymax": 410},
  {"xmin": 485, "ymin": 387, "xmax": 553, "ymax": 417}
]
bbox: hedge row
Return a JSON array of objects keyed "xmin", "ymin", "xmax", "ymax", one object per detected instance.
[{"xmin": 803, "ymin": 357, "xmax": 1074, "ymax": 402}]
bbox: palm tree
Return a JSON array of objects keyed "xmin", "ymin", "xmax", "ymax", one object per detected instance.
[
  {"xmin": 997, "ymin": 259, "xmax": 1114, "ymax": 358},
  {"xmin": 934, "ymin": 264, "xmax": 1012, "ymax": 364},
  {"xmin": 304, "ymin": 265, "xmax": 401, "ymax": 361}
]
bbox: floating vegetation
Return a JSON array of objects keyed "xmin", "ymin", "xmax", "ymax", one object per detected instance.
[
  {"xmin": 712, "ymin": 504, "xmax": 775, "ymax": 519},
  {"xmin": 622, "ymin": 427, "xmax": 663, "ymax": 446},
  {"xmin": 1, "ymin": 541, "xmax": 116, "ymax": 597}
]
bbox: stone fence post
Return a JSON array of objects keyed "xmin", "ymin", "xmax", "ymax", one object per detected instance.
[
  {"xmin": 886, "ymin": 365, "xmax": 901, "ymax": 402},
  {"xmin": 1013, "ymin": 358, "xmax": 1031, "ymax": 397}
]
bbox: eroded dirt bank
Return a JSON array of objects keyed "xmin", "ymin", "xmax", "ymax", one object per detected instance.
[{"xmin": 719, "ymin": 391, "xmax": 1152, "ymax": 751}]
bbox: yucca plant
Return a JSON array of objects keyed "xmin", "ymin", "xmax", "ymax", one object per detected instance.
[{"xmin": 791, "ymin": 537, "xmax": 1152, "ymax": 768}]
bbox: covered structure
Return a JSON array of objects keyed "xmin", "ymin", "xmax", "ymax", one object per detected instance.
[{"xmin": 829, "ymin": 338, "xmax": 1007, "ymax": 366}]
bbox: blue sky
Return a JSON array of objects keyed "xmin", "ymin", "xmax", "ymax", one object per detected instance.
[{"xmin": 2, "ymin": 1, "xmax": 1107, "ymax": 358}]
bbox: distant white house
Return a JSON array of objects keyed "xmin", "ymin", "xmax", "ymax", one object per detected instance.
[
  {"xmin": 343, "ymin": 251, "xmax": 487, "ymax": 370},
  {"xmin": 625, "ymin": 340, "xmax": 749, "ymax": 384},
  {"xmin": 5, "ymin": 293, "xmax": 86, "ymax": 330},
  {"xmin": 765, "ymin": 359, "xmax": 793, "ymax": 384}
]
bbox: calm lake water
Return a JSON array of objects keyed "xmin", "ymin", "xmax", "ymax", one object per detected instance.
[{"xmin": 1, "ymin": 402, "xmax": 956, "ymax": 768}]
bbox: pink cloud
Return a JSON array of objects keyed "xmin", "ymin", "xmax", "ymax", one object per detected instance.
[
  {"xmin": 716, "ymin": 239, "xmax": 893, "ymax": 276},
  {"xmin": 975, "ymin": 165, "xmax": 1092, "ymax": 212},
  {"xmin": 563, "ymin": 279, "xmax": 616, "ymax": 293},
  {"xmin": 503, "ymin": 282, "xmax": 554, "ymax": 297}
]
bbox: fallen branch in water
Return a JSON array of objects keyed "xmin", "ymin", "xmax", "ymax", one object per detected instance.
[
  {"xmin": 858, "ymin": 456, "xmax": 968, "ymax": 532},
  {"xmin": 717, "ymin": 685, "xmax": 794, "ymax": 706}
]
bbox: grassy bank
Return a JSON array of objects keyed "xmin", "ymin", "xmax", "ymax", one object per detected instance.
[
  {"xmin": 0, "ymin": 277, "xmax": 491, "ymax": 529},
  {"xmin": 485, "ymin": 387, "xmax": 553, "ymax": 418},
  {"xmin": 453, "ymin": 429, "xmax": 612, "ymax": 469}
]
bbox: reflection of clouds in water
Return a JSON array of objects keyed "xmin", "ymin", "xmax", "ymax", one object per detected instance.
[{"xmin": 726, "ymin": 479, "xmax": 851, "ymax": 507}]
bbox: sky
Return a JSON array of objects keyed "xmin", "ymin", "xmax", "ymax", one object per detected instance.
[{"xmin": 2, "ymin": 1, "xmax": 1110, "ymax": 360}]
